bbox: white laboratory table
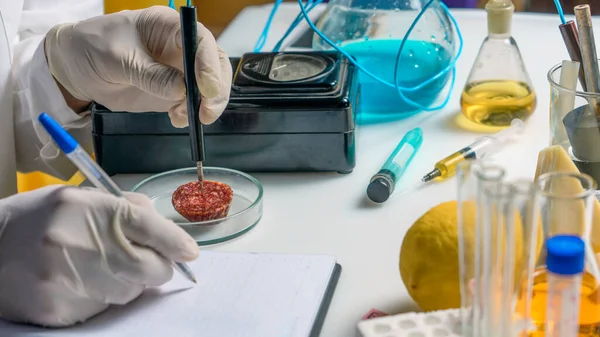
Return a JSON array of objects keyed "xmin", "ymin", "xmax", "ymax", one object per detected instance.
[{"xmin": 110, "ymin": 4, "xmax": 600, "ymax": 337}]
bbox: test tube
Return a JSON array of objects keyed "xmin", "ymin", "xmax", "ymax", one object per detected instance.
[
  {"xmin": 559, "ymin": 21, "xmax": 587, "ymax": 91},
  {"xmin": 552, "ymin": 60, "xmax": 580, "ymax": 146},
  {"xmin": 456, "ymin": 160, "xmax": 507, "ymax": 337},
  {"xmin": 574, "ymin": 5, "xmax": 600, "ymax": 112},
  {"xmin": 544, "ymin": 235, "xmax": 584, "ymax": 337},
  {"xmin": 367, "ymin": 127, "xmax": 423, "ymax": 203}
]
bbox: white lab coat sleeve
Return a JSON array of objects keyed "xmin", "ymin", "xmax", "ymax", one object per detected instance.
[{"xmin": 12, "ymin": 0, "xmax": 103, "ymax": 180}]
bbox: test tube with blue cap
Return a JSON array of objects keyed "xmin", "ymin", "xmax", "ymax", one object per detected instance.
[
  {"xmin": 37, "ymin": 112, "xmax": 197, "ymax": 284},
  {"xmin": 367, "ymin": 127, "xmax": 423, "ymax": 203}
]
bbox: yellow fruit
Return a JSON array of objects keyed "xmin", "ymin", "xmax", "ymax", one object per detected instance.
[
  {"xmin": 399, "ymin": 200, "xmax": 541, "ymax": 312},
  {"xmin": 534, "ymin": 145, "xmax": 600, "ymax": 252}
]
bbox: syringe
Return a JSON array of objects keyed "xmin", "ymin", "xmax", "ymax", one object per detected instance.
[
  {"xmin": 421, "ymin": 118, "xmax": 525, "ymax": 183},
  {"xmin": 367, "ymin": 127, "xmax": 423, "ymax": 203}
]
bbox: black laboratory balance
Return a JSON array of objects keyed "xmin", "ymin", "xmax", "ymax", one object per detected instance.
[{"xmin": 91, "ymin": 50, "xmax": 360, "ymax": 175}]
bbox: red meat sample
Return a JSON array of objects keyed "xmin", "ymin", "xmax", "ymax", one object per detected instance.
[{"xmin": 172, "ymin": 180, "xmax": 233, "ymax": 222}]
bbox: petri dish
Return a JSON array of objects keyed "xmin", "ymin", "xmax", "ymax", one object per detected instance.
[{"xmin": 131, "ymin": 167, "xmax": 263, "ymax": 245}]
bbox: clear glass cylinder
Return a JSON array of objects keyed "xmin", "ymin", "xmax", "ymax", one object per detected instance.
[
  {"xmin": 519, "ymin": 171, "xmax": 600, "ymax": 335},
  {"xmin": 312, "ymin": 0, "xmax": 456, "ymax": 124},
  {"xmin": 548, "ymin": 61, "xmax": 600, "ymax": 187},
  {"xmin": 457, "ymin": 160, "xmax": 541, "ymax": 337},
  {"xmin": 509, "ymin": 179, "xmax": 543, "ymax": 337}
]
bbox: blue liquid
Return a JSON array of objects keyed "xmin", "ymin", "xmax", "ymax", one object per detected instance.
[{"xmin": 341, "ymin": 39, "xmax": 453, "ymax": 124}]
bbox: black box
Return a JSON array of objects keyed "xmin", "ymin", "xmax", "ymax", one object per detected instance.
[{"xmin": 91, "ymin": 52, "xmax": 359, "ymax": 175}]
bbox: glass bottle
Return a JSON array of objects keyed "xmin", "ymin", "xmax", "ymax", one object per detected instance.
[
  {"xmin": 312, "ymin": 0, "xmax": 456, "ymax": 124},
  {"xmin": 460, "ymin": 0, "xmax": 536, "ymax": 128},
  {"xmin": 515, "ymin": 171, "xmax": 600, "ymax": 336},
  {"xmin": 456, "ymin": 160, "xmax": 540, "ymax": 337}
]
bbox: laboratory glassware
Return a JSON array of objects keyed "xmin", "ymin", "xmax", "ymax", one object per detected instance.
[
  {"xmin": 548, "ymin": 60, "xmax": 600, "ymax": 187},
  {"xmin": 460, "ymin": 0, "xmax": 536, "ymax": 128},
  {"xmin": 367, "ymin": 127, "xmax": 422, "ymax": 203},
  {"xmin": 574, "ymin": 5, "xmax": 600, "ymax": 107},
  {"xmin": 312, "ymin": 0, "xmax": 457, "ymax": 123},
  {"xmin": 516, "ymin": 171, "xmax": 600, "ymax": 335},
  {"xmin": 544, "ymin": 235, "xmax": 585, "ymax": 337},
  {"xmin": 456, "ymin": 159, "xmax": 540, "ymax": 337},
  {"xmin": 422, "ymin": 118, "xmax": 525, "ymax": 183}
]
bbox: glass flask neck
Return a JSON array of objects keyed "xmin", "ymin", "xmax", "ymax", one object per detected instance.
[{"xmin": 487, "ymin": 32, "xmax": 512, "ymax": 40}]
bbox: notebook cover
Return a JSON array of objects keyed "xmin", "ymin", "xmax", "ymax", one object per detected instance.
[{"xmin": 310, "ymin": 263, "xmax": 342, "ymax": 337}]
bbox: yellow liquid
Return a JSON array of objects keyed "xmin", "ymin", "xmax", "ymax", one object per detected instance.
[
  {"xmin": 516, "ymin": 268, "xmax": 600, "ymax": 336},
  {"xmin": 460, "ymin": 80, "xmax": 536, "ymax": 127}
]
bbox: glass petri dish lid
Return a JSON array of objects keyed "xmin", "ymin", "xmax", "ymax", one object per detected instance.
[{"xmin": 131, "ymin": 167, "xmax": 263, "ymax": 245}]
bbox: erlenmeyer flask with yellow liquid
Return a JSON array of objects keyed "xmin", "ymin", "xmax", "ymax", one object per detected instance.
[
  {"xmin": 515, "ymin": 171, "xmax": 600, "ymax": 336},
  {"xmin": 460, "ymin": 0, "xmax": 536, "ymax": 128}
]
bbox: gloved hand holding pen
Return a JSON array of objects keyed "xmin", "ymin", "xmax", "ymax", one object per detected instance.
[
  {"xmin": 0, "ymin": 186, "xmax": 199, "ymax": 327},
  {"xmin": 45, "ymin": 5, "xmax": 232, "ymax": 126}
]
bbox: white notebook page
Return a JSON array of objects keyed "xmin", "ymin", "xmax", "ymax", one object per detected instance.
[{"xmin": 0, "ymin": 251, "xmax": 338, "ymax": 337}]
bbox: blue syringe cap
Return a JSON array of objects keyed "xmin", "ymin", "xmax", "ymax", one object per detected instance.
[{"xmin": 546, "ymin": 235, "xmax": 585, "ymax": 275}]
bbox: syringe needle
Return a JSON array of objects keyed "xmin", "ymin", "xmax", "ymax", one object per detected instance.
[
  {"xmin": 422, "ymin": 168, "xmax": 442, "ymax": 182},
  {"xmin": 389, "ymin": 180, "xmax": 425, "ymax": 199}
]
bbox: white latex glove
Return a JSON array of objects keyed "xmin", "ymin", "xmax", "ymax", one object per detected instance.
[
  {"xmin": 0, "ymin": 185, "xmax": 200, "ymax": 327},
  {"xmin": 45, "ymin": 5, "xmax": 232, "ymax": 126}
]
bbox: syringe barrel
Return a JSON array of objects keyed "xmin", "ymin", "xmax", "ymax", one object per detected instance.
[
  {"xmin": 470, "ymin": 118, "xmax": 526, "ymax": 158},
  {"xmin": 380, "ymin": 127, "xmax": 423, "ymax": 177}
]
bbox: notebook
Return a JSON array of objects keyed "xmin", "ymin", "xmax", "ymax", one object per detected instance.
[{"xmin": 0, "ymin": 251, "xmax": 342, "ymax": 337}]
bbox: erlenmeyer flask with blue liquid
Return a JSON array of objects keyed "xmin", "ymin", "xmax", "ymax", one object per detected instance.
[{"xmin": 312, "ymin": 0, "xmax": 459, "ymax": 124}]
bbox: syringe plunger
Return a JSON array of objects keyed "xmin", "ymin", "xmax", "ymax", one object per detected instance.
[{"xmin": 490, "ymin": 118, "xmax": 526, "ymax": 143}]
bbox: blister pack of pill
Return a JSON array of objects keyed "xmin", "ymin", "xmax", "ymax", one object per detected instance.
[{"xmin": 357, "ymin": 309, "xmax": 462, "ymax": 337}]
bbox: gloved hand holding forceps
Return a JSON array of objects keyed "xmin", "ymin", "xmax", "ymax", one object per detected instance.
[{"xmin": 0, "ymin": 3, "xmax": 231, "ymax": 328}]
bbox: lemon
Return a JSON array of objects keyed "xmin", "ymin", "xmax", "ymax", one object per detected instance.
[{"xmin": 399, "ymin": 200, "xmax": 542, "ymax": 312}]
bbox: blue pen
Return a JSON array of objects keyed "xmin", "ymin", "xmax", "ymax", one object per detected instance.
[
  {"xmin": 38, "ymin": 113, "xmax": 197, "ymax": 284},
  {"xmin": 367, "ymin": 127, "xmax": 423, "ymax": 203}
]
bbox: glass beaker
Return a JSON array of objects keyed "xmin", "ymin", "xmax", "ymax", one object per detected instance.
[
  {"xmin": 313, "ymin": 0, "xmax": 456, "ymax": 124},
  {"xmin": 457, "ymin": 160, "xmax": 541, "ymax": 337},
  {"xmin": 517, "ymin": 171, "xmax": 600, "ymax": 336},
  {"xmin": 548, "ymin": 61, "xmax": 600, "ymax": 187}
]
